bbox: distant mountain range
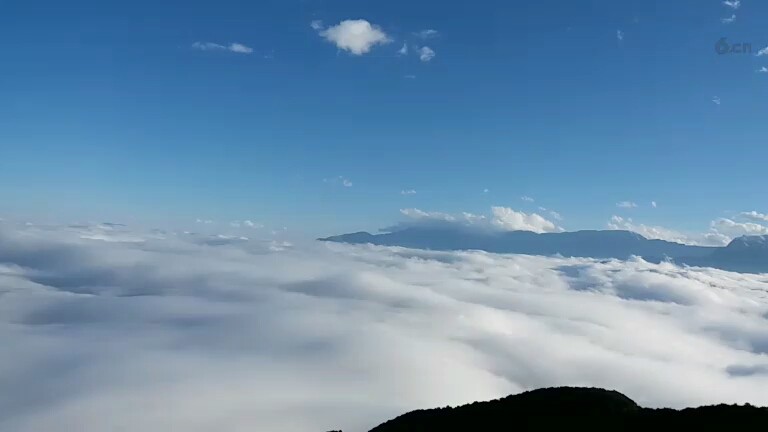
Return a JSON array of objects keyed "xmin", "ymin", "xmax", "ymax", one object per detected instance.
[
  {"xmin": 319, "ymin": 228, "xmax": 768, "ymax": 273},
  {"xmin": 355, "ymin": 387, "xmax": 768, "ymax": 431}
]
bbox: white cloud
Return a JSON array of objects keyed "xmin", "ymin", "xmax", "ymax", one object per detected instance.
[
  {"xmin": 549, "ymin": 211, "xmax": 563, "ymax": 221},
  {"xmin": 617, "ymin": 201, "xmax": 638, "ymax": 209},
  {"xmin": 195, "ymin": 219, "xmax": 214, "ymax": 224},
  {"xmin": 723, "ymin": 0, "xmax": 741, "ymax": 9},
  {"xmin": 710, "ymin": 218, "xmax": 768, "ymax": 238},
  {"xmin": 397, "ymin": 43, "xmax": 408, "ymax": 55},
  {"xmin": 740, "ymin": 211, "xmax": 768, "ymax": 223},
  {"xmin": 192, "ymin": 42, "xmax": 253, "ymax": 54},
  {"xmin": 316, "ymin": 19, "xmax": 391, "ymax": 55},
  {"xmin": 404, "ymin": 74, "xmax": 416, "ymax": 79},
  {"xmin": 416, "ymin": 29, "xmax": 439, "ymax": 39},
  {"xmin": 712, "ymin": 96, "xmax": 722, "ymax": 105},
  {"xmin": 1, "ymin": 223, "xmax": 768, "ymax": 432},
  {"xmin": 617, "ymin": 30, "xmax": 624, "ymax": 41},
  {"xmin": 483, "ymin": 188, "xmax": 489, "ymax": 194},
  {"xmin": 607, "ymin": 216, "xmax": 705, "ymax": 245},
  {"xmin": 607, "ymin": 215, "xmax": 768, "ymax": 247},
  {"xmin": 521, "ymin": 196, "xmax": 535, "ymax": 203},
  {"xmin": 397, "ymin": 207, "xmax": 562, "ymax": 234},
  {"xmin": 721, "ymin": 14, "xmax": 736, "ymax": 24},
  {"xmin": 651, "ymin": 201, "xmax": 658, "ymax": 208},
  {"xmin": 418, "ymin": 46, "xmax": 436, "ymax": 62},
  {"xmin": 758, "ymin": 67, "xmax": 768, "ymax": 73},
  {"xmin": 490, "ymin": 207, "xmax": 563, "ymax": 233},
  {"xmin": 758, "ymin": 47, "xmax": 768, "ymax": 57},
  {"xmin": 401, "ymin": 189, "xmax": 417, "ymax": 195},
  {"xmin": 342, "ymin": 179, "xmax": 353, "ymax": 187}
]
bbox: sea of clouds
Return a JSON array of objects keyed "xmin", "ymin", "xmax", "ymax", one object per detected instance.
[{"xmin": 1, "ymin": 222, "xmax": 768, "ymax": 432}]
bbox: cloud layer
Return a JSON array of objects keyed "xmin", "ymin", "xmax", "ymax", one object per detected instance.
[{"xmin": 1, "ymin": 222, "xmax": 768, "ymax": 432}]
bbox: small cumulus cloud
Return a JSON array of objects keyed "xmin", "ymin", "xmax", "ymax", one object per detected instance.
[
  {"xmin": 418, "ymin": 46, "xmax": 436, "ymax": 62},
  {"xmin": 617, "ymin": 30, "xmax": 624, "ymax": 41},
  {"xmin": 401, "ymin": 189, "xmax": 417, "ymax": 195},
  {"xmin": 712, "ymin": 96, "xmax": 722, "ymax": 105},
  {"xmin": 757, "ymin": 67, "xmax": 768, "ymax": 73},
  {"xmin": 723, "ymin": 0, "xmax": 741, "ymax": 9},
  {"xmin": 521, "ymin": 196, "xmax": 535, "ymax": 203},
  {"xmin": 651, "ymin": 201, "xmax": 658, "ymax": 208},
  {"xmin": 314, "ymin": 19, "xmax": 391, "ymax": 55},
  {"xmin": 310, "ymin": 20, "xmax": 324, "ymax": 31},
  {"xmin": 397, "ymin": 43, "xmax": 409, "ymax": 56},
  {"xmin": 757, "ymin": 47, "xmax": 768, "ymax": 57}
]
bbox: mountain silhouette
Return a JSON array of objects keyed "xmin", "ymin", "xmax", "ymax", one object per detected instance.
[
  {"xmin": 362, "ymin": 387, "xmax": 768, "ymax": 431},
  {"xmin": 320, "ymin": 228, "xmax": 768, "ymax": 273}
]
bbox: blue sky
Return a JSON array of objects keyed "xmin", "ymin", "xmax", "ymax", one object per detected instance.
[{"xmin": 1, "ymin": 0, "xmax": 767, "ymax": 240}]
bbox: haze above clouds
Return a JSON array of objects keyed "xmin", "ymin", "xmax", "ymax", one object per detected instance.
[{"xmin": 1, "ymin": 222, "xmax": 768, "ymax": 432}]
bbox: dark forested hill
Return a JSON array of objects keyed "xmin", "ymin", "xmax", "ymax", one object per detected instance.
[{"xmin": 362, "ymin": 387, "xmax": 768, "ymax": 431}]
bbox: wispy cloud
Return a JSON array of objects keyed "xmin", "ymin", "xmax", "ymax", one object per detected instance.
[
  {"xmin": 323, "ymin": 176, "xmax": 353, "ymax": 187},
  {"xmin": 401, "ymin": 189, "xmax": 417, "ymax": 195},
  {"xmin": 416, "ymin": 29, "xmax": 439, "ymax": 39},
  {"xmin": 521, "ymin": 196, "xmax": 535, "ymax": 203},
  {"xmin": 651, "ymin": 201, "xmax": 658, "ymax": 208},
  {"xmin": 757, "ymin": 47, "xmax": 768, "ymax": 57},
  {"xmin": 314, "ymin": 19, "xmax": 391, "ymax": 55},
  {"xmin": 418, "ymin": 46, "xmax": 436, "ymax": 62},
  {"xmin": 617, "ymin": 201, "xmax": 638, "ymax": 209},
  {"xmin": 310, "ymin": 20, "xmax": 324, "ymax": 31},
  {"xmin": 397, "ymin": 43, "xmax": 409, "ymax": 56},
  {"xmin": 712, "ymin": 96, "xmax": 721, "ymax": 105},
  {"xmin": 617, "ymin": 30, "xmax": 625, "ymax": 41},
  {"xmin": 739, "ymin": 211, "xmax": 768, "ymax": 223},
  {"xmin": 230, "ymin": 220, "xmax": 264, "ymax": 229},
  {"xmin": 757, "ymin": 66, "xmax": 768, "ymax": 73},
  {"xmin": 228, "ymin": 43, "xmax": 253, "ymax": 54},
  {"xmin": 721, "ymin": 14, "xmax": 736, "ymax": 24},
  {"xmin": 192, "ymin": 42, "xmax": 254, "ymax": 54},
  {"xmin": 723, "ymin": 0, "xmax": 741, "ymax": 9}
]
